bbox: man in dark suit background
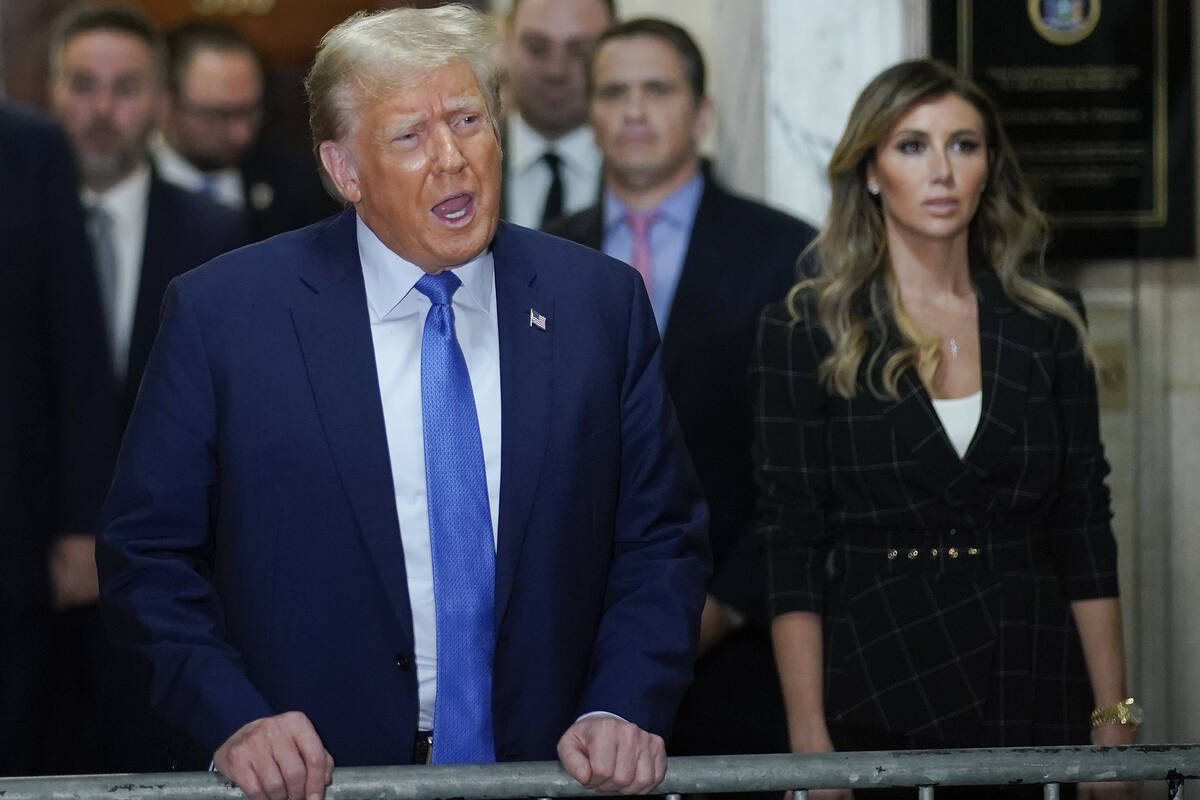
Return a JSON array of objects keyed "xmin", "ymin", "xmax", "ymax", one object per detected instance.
[
  {"xmin": 99, "ymin": 6, "xmax": 708, "ymax": 799},
  {"xmin": 547, "ymin": 18, "xmax": 817, "ymax": 771},
  {"xmin": 152, "ymin": 20, "xmax": 341, "ymax": 242},
  {"xmin": 43, "ymin": 3, "xmax": 245, "ymax": 772},
  {"xmin": 500, "ymin": 0, "xmax": 611, "ymax": 229},
  {"xmin": 0, "ymin": 101, "xmax": 115, "ymax": 778}
]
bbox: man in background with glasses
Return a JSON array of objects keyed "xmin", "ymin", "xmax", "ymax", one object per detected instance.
[{"xmin": 152, "ymin": 20, "xmax": 339, "ymax": 242}]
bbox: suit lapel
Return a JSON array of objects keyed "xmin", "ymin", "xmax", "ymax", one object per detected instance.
[
  {"xmin": 661, "ymin": 178, "xmax": 721, "ymax": 386},
  {"xmin": 883, "ymin": 268, "xmax": 1033, "ymax": 513},
  {"xmin": 491, "ymin": 223, "xmax": 553, "ymax": 625},
  {"xmin": 126, "ymin": 177, "xmax": 174, "ymax": 404},
  {"xmin": 883, "ymin": 367, "xmax": 978, "ymax": 500},
  {"xmin": 289, "ymin": 210, "xmax": 412, "ymax": 632},
  {"xmin": 962, "ymin": 269, "xmax": 1031, "ymax": 478}
]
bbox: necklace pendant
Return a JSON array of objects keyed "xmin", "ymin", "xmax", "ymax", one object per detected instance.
[{"xmin": 949, "ymin": 337, "xmax": 959, "ymax": 359}]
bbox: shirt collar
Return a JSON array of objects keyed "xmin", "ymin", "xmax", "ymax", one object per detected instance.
[
  {"xmin": 150, "ymin": 134, "xmax": 240, "ymax": 190},
  {"xmin": 357, "ymin": 213, "xmax": 494, "ymax": 322},
  {"xmin": 81, "ymin": 161, "xmax": 151, "ymax": 228},
  {"xmin": 603, "ymin": 169, "xmax": 705, "ymax": 236},
  {"xmin": 507, "ymin": 112, "xmax": 599, "ymax": 176}
]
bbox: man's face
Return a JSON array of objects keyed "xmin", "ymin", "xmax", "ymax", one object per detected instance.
[
  {"xmin": 505, "ymin": 0, "xmax": 611, "ymax": 139},
  {"xmin": 50, "ymin": 30, "xmax": 162, "ymax": 190},
  {"xmin": 319, "ymin": 61, "xmax": 502, "ymax": 274},
  {"xmin": 589, "ymin": 36, "xmax": 709, "ymax": 194},
  {"xmin": 167, "ymin": 47, "xmax": 264, "ymax": 170}
]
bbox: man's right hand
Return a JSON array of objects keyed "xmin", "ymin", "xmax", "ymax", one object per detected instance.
[{"xmin": 214, "ymin": 712, "xmax": 334, "ymax": 800}]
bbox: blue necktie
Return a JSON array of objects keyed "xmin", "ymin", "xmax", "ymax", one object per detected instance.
[{"xmin": 414, "ymin": 271, "xmax": 496, "ymax": 765}]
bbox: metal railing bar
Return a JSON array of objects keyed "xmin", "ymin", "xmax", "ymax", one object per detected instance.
[
  {"xmin": 0, "ymin": 745, "xmax": 1197, "ymax": 800},
  {"xmin": 918, "ymin": 785, "xmax": 934, "ymax": 800},
  {"xmin": 1044, "ymin": 782, "xmax": 1060, "ymax": 800}
]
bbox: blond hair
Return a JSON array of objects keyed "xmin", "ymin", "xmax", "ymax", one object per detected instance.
[
  {"xmin": 794, "ymin": 59, "xmax": 1094, "ymax": 399},
  {"xmin": 305, "ymin": 4, "xmax": 501, "ymax": 170}
]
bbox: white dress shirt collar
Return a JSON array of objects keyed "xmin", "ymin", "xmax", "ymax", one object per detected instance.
[
  {"xmin": 81, "ymin": 162, "xmax": 152, "ymax": 379},
  {"xmin": 356, "ymin": 214, "xmax": 494, "ymax": 323},
  {"xmin": 507, "ymin": 113, "xmax": 599, "ymax": 177},
  {"xmin": 150, "ymin": 133, "xmax": 245, "ymax": 211}
]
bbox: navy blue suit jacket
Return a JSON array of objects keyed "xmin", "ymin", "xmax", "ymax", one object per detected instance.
[{"xmin": 99, "ymin": 210, "xmax": 709, "ymax": 767}]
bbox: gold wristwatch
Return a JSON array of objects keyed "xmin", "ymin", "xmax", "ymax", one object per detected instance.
[{"xmin": 1090, "ymin": 697, "xmax": 1144, "ymax": 730}]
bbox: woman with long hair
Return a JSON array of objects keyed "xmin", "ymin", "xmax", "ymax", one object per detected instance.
[{"xmin": 753, "ymin": 59, "xmax": 1135, "ymax": 799}]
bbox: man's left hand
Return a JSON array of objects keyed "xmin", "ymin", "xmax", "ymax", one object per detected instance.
[{"xmin": 556, "ymin": 715, "xmax": 666, "ymax": 795}]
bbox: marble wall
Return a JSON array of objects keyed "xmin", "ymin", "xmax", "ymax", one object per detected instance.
[{"xmin": 761, "ymin": 0, "xmax": 908, "ymax": 228}]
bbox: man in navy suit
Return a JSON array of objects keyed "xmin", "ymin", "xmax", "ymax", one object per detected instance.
[
  {"xmin": 99, "ymin": 6, "xmax": 708, "ymax": 800},
  {"xmin": 547, "ymin": 19, "xmax": 816, "ymax": 775},
  {"xmin": 44, "ymin": 3, "xmax": 245, "ymax": 773}
]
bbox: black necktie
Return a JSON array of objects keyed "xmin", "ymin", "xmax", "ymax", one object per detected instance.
[{"xmin": 540, "ymin": 151, "xmax": 564, "ymax": 228}]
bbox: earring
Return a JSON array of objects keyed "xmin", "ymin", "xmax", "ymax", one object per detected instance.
[{"xmin": 868, "ymin": 184, "xmax": 880, "ymax": 196}]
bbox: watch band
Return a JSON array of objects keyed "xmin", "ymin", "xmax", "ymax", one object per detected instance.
[{"xmin": 1090, "ymin": 697, "xmax": 1143, "ymax": 729}]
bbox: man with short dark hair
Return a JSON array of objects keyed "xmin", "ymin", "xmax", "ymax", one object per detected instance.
[
  {"xmin": 501, "ymin": 0, "xmax": 612, "ymax": 229},
  {"xmin": 153, "ymin": 20, "xmax": 341, "ymax": 242},
  {"xmin": 99, "ymin": 7, "xmax": 708, "ymax": 800},
  {"xmin": 548, "ymin": 18, "xmax": 817, "ymax": 774}
]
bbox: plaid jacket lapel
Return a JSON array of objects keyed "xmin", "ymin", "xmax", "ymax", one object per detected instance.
[{"xmin": 963, "ymin": 270, "xmax": 1033, "ymax": 481}]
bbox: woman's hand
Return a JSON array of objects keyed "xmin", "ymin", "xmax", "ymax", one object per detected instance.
[
  {"xmin": 784, "ymin": 725, "xmax": 852, "ymax": 800},
  {"xmin": 1077, "ymin": 723, "xmax": 1138, "ymax": 799}
]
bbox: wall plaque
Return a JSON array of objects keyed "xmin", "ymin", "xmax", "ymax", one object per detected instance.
[{"xmin": 930, "ymin": 0, "xmax": 1194, "ymax": 259}]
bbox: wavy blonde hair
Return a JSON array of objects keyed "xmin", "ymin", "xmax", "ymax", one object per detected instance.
[{"xmin": 792, "ymin": 59, "xmax": 1094, "ymax": 399}]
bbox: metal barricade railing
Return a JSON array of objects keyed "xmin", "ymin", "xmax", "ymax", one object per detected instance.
[{"xmin": 2, "ymin": 745, "xmax": 1198, "ymax": 800}]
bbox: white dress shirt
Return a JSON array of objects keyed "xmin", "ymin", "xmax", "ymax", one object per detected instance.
[
  {"xmin": 81, "ymin": 163, "xmax": 151, "ymax": 380},
  {"xmin": 357, "ymin": 216, "xmax": 502, "ymax": 731},
  {"xmin": 503, "ymin": 113, "xmax": 603, "ymax": 229},
  {"xmin": 150, "ymin": 135, "xmax": 246, "ymax": 211},
  {"xmin": 931, "ymin": 390, "xmax": 982, "ymax": 460}
]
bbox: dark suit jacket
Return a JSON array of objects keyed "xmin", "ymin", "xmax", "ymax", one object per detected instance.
[
  {"xmin": 0, "ymin": 102, "xmax": 114, "ymax": 775},
  {"xmin": 98, "ymin": 211, "xmax": 710, "ymax": 766},
  {"xmin": 237, "ymin": 137, "xmax": 342, "ymax": 242},
  {"xmin": 548, "ymin": 173, "xmax": 816, "ymax": 618},
  {"xmin": 547, "ymin": 173, "xmax": 816, "ymax": 758},
  {"xmin": 121, "ymin": 176, "xmax": 246, "ymax": 424},
  {"xmin": 752, "ymin": 268, "xmax": 1118, "ymax": 747}
]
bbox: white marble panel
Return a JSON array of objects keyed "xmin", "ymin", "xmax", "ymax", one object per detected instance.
[{"xmin": 764, "ymin": 0, "xmax": 908, "ymax": 228}]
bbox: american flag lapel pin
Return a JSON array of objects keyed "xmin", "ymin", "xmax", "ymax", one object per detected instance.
[{"xmin": 529, "ymin": 308, "xmax": 547, "ymax": 330}]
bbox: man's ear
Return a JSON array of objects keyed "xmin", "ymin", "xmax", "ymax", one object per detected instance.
[
  {"xmin": 318, "ymin": 140, "xmax": 360, "ymax": 204},
  {"xmin": 693, "ymin": 95, "xmax": 714, "ymax": 144}
]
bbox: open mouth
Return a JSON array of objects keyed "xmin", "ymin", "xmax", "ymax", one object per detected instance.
[{"xmin": 432, "ymin": 193, "xmax": 474, "ymax": 223}]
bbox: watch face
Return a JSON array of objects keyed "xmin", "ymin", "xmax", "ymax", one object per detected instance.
[{"xmin": 1127, "ymin": 702, "xmax": 1145, "ymax": 726}]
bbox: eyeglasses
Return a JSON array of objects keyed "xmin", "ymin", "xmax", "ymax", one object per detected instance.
[{"xmin": 177, "ymin": 100, "xmax": 264, "ymax": 128}]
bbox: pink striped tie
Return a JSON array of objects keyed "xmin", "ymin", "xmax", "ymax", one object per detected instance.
[{"xmin": 628, "ymin": 210, "xmax": 658, "ymax": 296}]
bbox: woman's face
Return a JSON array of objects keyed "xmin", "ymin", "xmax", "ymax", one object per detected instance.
[{"xmin": 866, "ymin": 92, "xmax": 989, "ymax": 248}]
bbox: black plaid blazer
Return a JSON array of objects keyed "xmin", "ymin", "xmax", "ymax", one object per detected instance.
[{"xmin": 751, "ymin": 267, "xmax": 1119, "ymax": 748}]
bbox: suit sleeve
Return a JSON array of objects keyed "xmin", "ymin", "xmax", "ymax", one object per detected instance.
[
  {"xmin": 575, "ymin": 274, "xmax": 711, "ymax": 736},
  {"xmin": 1044, "ymin": 291, "xmax": 1119, "ymax": 600},
  {"xmin": 750, "ymin": 301, "xmax": 835, "ymax": 619},
  {"xmin": 97, "ymin": 281, "xmax": 275, "ymax": 756}
]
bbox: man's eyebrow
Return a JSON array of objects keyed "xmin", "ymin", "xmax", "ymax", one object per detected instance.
[{"xmin": 443, "ymin": 94, "xmax": 486, "ymax": 114}]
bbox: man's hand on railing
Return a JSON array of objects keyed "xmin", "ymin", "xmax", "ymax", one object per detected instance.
[
  {"xmin": 213, "ymin": 712, "xmax": 335, "ymax": 800},
  {"xmin": 556, "ymin": 713, "xmax": 667, "ymax": 794}
]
